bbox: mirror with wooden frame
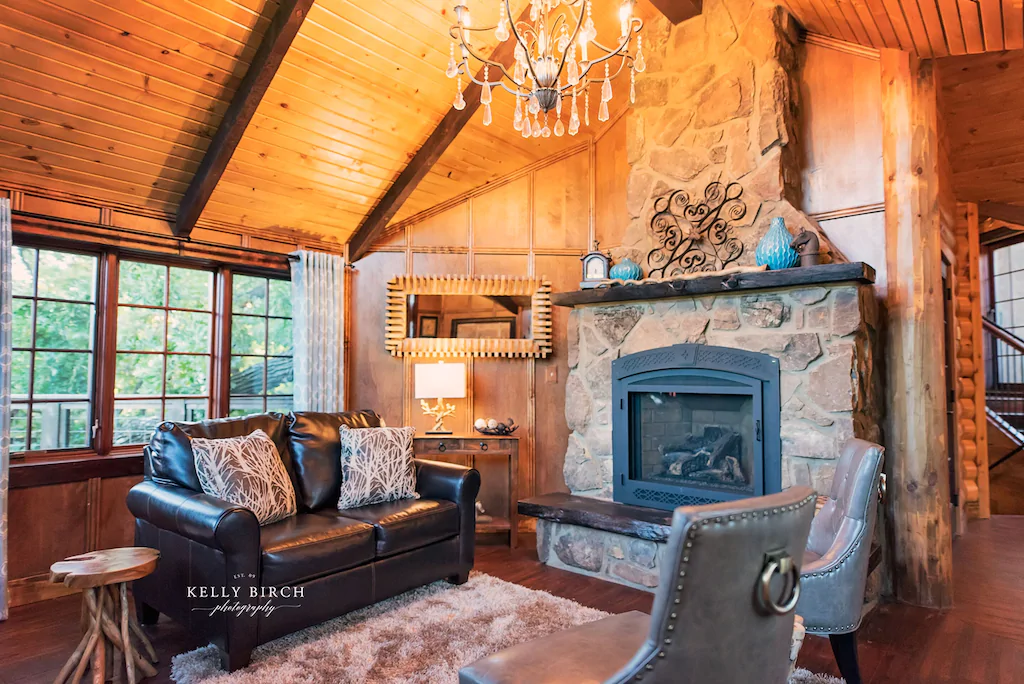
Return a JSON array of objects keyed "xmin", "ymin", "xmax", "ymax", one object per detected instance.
[{"xmin": 386, "ymin": 275, "xmax": 552, "ymax": 358}]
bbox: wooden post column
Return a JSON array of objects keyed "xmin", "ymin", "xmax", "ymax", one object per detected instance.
[{"xmin": 880, "ymin": 49, "xmax": 954, "ymax": 608}]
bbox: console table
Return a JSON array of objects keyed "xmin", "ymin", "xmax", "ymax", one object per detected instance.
[{"xmin": 414, "ymin": 435, "xmax": 519, "ymax": 547}]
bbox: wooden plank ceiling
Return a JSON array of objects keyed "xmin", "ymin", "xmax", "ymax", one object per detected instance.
[
  {"xmin": 782, "ymin": 0, "xmax": 1023, "ymax": 57},
  {"xmin": 0, "ymin": 0, "xmax": 595, "ymax": 244},
  {"xmin": 4, "ymin": 0, "xmax": 1021, "ymax": 247},
  {"xmin": 938, "ymin": 50, "xmax": 1024, "ymax": 211}
]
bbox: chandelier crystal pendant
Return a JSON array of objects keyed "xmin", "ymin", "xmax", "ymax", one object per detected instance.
[{"xmin": 446, "ymin": 0, "xmax": 645, "ymax": 136}]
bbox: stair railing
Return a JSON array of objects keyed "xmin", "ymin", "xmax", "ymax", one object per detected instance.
[{"xmin": 982, "ymin": 316, "xmax": 1024, "ymax": 469}]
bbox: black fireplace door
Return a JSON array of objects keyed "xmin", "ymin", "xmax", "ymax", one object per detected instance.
[{"xmin": 611, "ymin": 344, "xmax": 782, "ymax": 511}]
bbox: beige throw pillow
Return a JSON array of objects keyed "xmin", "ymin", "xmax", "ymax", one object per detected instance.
[
  {"xmin": 337, "ymin": 425, "xmax": 417, "ymax": 510},
  {"xmin": 191, "ymin": 429, "xmax": 297, "ymax": 525}
]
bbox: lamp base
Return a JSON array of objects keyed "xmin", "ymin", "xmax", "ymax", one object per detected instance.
[{"xmin": 425, "ymin": 429, "xmax": 453, "ymax": 435}]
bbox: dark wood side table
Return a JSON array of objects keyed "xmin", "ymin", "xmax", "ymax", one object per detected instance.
[{"xmin": 414, "ymin": 434, "xmax": 519, "ymax": 548}]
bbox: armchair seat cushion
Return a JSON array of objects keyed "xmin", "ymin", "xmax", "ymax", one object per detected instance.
[
  {"xmin": 803, "ymin": 549, "xmax": 822, "ymax": 566},
  {"xmin": 260, "ymin": 512, "xmax": 375, "ymax": 586},
  {"xmin": 341, "ymin": 498, "xmax": 459, "ymax": 558},
  {"xmin": 458, "ymin": 611, "xmax": 650, "ymax": 684}
]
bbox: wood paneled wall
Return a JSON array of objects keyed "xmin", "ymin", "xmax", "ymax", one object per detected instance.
[
  {"xmin": 351, "ymin": 126, "xmax": 627, "ymax": 500},
  {"xmin": 798, "ymin": 38, "xmax": 888, "ymax": 293}
]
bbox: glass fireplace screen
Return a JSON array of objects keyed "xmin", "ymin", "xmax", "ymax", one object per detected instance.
[{"xmin": 630, "ymin": 391, "xmax": 756, "ymax": 495}]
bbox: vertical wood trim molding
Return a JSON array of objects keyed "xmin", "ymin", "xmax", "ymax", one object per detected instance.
[{"xmin": 880, "ymin": 49, "xmax": 954, "ymax": 608}]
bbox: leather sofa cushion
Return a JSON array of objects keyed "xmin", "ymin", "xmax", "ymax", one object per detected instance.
[
  {"xmin": 287, "ymin": 410, "xmax": 382, "ymax": 511},
  {"xmin": 147, "ymin": 413, "xmax": 291, "ymax": 492},
  {"xmin": 260, "ymin": 511, "xmax": 375, "ymax": 587},
  {"xmin": 458, "ymin": 611, "xmax": 650, "ymax": 684},
  {"xmin": 341, "ymin": 498, "xmax": 459, "ymax": 558}
]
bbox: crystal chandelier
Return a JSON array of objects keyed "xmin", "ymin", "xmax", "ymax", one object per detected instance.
[{"xmin": 445, "ymin": 0, "xmax": 646, "ymax": 138}]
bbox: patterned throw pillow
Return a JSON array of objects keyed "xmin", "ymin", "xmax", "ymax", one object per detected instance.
[
  {"xmin": 337, "ymin": 425, "xmax": 417, "ymax": 510},
  {"xmin": 191, "ymin": 429, "xmax": 297, "ymax": 526}
]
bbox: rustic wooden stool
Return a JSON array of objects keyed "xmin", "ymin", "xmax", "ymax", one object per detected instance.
[{"xmin": 49, "ymin": 547, "xmax": 160, "ymax": 684}]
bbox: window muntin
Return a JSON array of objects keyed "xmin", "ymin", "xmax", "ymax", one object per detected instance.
[
  {"xmin": 229, "ymin": 275, "xmax": 293, "ymax": 416},
  {"xmin": 11, "ymin": 247, "xmax": 98, "ymax": 453},
  {"xmin": 113, "ymin": 261, "xmax": 213, "ymax": 445}
]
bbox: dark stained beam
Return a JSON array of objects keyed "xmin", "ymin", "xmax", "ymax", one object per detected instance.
[
  {"xmin": 980, "ymin": 202, "xmax": 1024, "ymax": 227},
  {"xmin": 648, "ymin": 0, "xmax": 702, "ymax": 24},
  {"xmin": 348, "ymin": 11, "xmax": 527, "ymax": 262},
  {"xmin": 175, "ymin": 0, "xmax": 315, "ymax": 238}
]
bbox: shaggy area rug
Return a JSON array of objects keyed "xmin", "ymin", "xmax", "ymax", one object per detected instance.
[{"xmin": 171, "ymin": 573, "xmax": 842, "ymax": 684}]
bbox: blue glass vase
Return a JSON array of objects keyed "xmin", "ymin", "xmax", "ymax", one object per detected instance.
[
  {"xmin": 610, "ymin": 257, "xmax": 643, "ymax": 281},
  {"xmin": 755, "ymin": 217, "xmax": 800, "ymax": 270}
]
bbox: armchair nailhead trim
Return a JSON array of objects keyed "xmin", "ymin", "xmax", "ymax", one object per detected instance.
[{"xmin": 636, "ymin": 493, "xmax": 817, "ymax": 680}]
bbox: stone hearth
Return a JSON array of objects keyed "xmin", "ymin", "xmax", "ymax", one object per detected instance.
[{"xmin": 531, "ymin": 264, "xmax": 881, "ymax": 591}]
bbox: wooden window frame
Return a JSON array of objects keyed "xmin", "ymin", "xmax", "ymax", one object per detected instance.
[
  {"xmin": 226, "ymin": 272, "xmax": 295, "ymax": 417},
  {"xmin": 11, "ymin": 244, "xmax": 101, "ymax": 455},
  {"xmin": 10, "ymin": 236, "xmax": 291, "ymax": 464},
  {"xmin": 111, "ymin": 257, "xmax": 217, "ymax": 447}
]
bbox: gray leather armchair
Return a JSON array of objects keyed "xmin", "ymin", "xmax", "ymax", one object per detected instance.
[
  {"xmin": 459, "ymin": 487, "xmax": 817, "ymax": 684},
  {"xmin": 797, "ymin": 438, "xmax": 885, "ymax": 684}
]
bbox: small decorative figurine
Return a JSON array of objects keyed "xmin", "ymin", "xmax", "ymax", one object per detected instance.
[
  {"xmin": 474, "ymin": 417, "xmax": 519, "ymax": 435},
  {"xmin": 610, "ymin": 256, "xmax": 643, "ymax": 281},
  {"xmin": 580, "ymin": 241, "xmax": 611, "ymax": 289},
  {"xmin": 790, "ymin": 230, "xmax": 821, "ymax": 267},
  {"xmin": 755, "ymin": 216, "xmax": 800, "ymax": 270}
]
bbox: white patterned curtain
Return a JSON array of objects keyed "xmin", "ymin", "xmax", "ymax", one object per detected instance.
[
  {"xmin": 291, "ymin": 250, "xmax": 346, "ymax": 412},
  {"xmin": 0, "ymin": 199, "xmax": 11, "ymax": 621}
]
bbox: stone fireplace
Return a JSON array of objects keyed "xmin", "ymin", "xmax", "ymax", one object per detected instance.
[
  {"xmin": 612, "ymin": 344, "xmax": 782, "ymax": 511},
  {"xmin": 522, "ymin": 266, "xmax": 881, "ymax": 590}
]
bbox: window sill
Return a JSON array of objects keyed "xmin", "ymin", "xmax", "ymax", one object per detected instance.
[{"xmin": 10, "ymin": 450, "xmax": 144, "ymax": 489}]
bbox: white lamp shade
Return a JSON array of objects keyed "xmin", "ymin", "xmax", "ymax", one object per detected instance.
[{"xmin": 414, "ymin": 362, "xmax": 467, "ymax": 399}]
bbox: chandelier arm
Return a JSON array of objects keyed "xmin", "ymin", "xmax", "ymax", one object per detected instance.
[
  {"xmin": 587, "ymin": 18, "xmax": 643, "ymax": 57},
  {"xmin": 558, "ymin": 54, "xmax": 630, "ymax": 97},
  {"xmin": 506, "ymin": 7, "xmax": 544, "ymax": 87},
  {"xmin": 451, "ymin": 24, "xmax": 523, "ymax": 86},
  {"xmin": 551, "ymin": 0, "xmax": 587, "ymax": 83}
]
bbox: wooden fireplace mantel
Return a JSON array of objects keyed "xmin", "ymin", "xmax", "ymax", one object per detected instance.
[{"xmin": 551, "ymin": 262, "xmax": 876, "ymax": 308}]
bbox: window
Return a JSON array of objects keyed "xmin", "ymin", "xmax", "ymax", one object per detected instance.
[
  {"xmin": 113, "ymin": 261, "xmax": 214, "ymax": 446},
  {"xmin": 11, "ymin": 247, "xmax": 98, "ymax": 452},
  {"xmin": 8, "ymin": 239, "xmax": 294, "ymax": 457},
  {"xmin": 229, "ymin": 275, "xmax": 294, "ymax": 416}
]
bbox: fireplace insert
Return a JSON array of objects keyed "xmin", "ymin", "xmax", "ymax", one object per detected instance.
[{"xmin": 612, "ymin": 344, "xmax": 782, "ymax": 511}]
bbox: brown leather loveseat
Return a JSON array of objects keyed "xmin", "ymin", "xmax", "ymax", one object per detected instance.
[{"xmin": 126, "ymin": 410, "xmax": 480, "ymax": 672}]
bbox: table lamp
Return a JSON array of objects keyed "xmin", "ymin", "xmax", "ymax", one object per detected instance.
[{"xmin": 414, "ymin": 362, "xmax": 467, "ymax": 434}]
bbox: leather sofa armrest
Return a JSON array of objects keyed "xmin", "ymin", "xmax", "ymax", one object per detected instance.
[
  {"xmin": 415, "ymin": 458, "xmax": 481, "ymax": 575},
  {"xmin": 127, "ymin": 479, "xmax": 260, "ymax": 557},
  {"xmin": 414, "ymin": 458, "xmax": 481, "ymax": 506}
]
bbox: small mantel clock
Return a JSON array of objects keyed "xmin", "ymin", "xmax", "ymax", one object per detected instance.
[{"xmin": 580, "ymin": 241, "xmax": 611, "ymax": 289}]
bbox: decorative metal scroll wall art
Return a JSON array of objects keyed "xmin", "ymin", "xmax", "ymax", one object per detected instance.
[{"xmin": 646, "ymin": 182, "xmax": 747, "ymax": 279}]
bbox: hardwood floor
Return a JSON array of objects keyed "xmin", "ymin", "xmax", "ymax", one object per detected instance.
[{"xmin": 2, "ymin": 519, "xmax": 1023, "ymax": 683}]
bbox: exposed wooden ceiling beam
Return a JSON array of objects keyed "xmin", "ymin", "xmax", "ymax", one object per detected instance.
[
  {"xmin": 174, "ymin": 0, "xmax": 315, "ymax": 238},
  {"xmin": 647, "ymin": 0, "xmax": 702, "ymax": 24},
  {"xmin": 347, "ymin": 11, "xmax": 527, "ymax": 262},
  {"xmin": 979, "ymin": 202, "xmax": 1024, "ymax": 227}
]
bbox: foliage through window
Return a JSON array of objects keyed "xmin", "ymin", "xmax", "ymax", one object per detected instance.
[
  {"xmin": 11, "ymin": 247, "xmax": 97, "ymax": 452},
  {"xmin": 230, "ymin": 276, "xmax": 294, "ymax": 416},
  {"xmin": 114, "ymin": 261, "xmax": 213, "ymax": 446}
]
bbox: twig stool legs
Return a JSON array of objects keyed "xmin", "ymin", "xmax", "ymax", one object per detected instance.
[{"xmin": 54, "ymin": 580, "xmax": 159, "ymax": 684}]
